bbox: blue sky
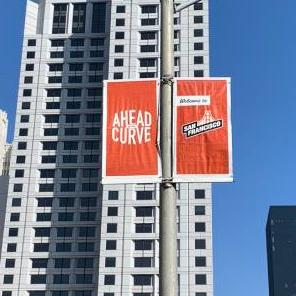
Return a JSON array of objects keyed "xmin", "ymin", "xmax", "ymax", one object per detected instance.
[{"xmin": 1, "ymin": 0, "xmax": 295, "ymax": 295}]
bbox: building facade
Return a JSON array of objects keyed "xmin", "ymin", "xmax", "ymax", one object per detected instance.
[
  {"xmin": 0, "ymin": 1, "xmax": 212, "ymax": 296},
  {"xmin": 266, "ymin": 206, "xmax": 296, "ymax": 296}
]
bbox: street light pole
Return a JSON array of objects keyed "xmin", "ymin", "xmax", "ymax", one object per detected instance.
[{"xmin": 159, "ymin": 0, "xmax": 177, "ymax": 295}]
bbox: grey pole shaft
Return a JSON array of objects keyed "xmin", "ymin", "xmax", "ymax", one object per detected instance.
[{"xmin": 160, "ymin": 0, "xmax": 177, "ymax": 296}]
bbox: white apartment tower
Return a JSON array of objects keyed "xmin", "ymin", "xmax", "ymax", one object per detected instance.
[{"xmin": 0, "ymin": 1, "xmax": 212, "ymax": 296}]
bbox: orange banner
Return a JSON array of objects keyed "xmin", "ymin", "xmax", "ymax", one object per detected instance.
[
  {"xmin": 102, "ymin": 80, "xmax": 160, "ymax": 184},
  {"xmin": 174, "ymin": 78, "xmax": 233, "ymax": 182}
]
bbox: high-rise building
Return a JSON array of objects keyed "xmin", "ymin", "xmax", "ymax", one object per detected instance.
[
  {"xmin": 0, "ymin": 1, "xmax": 212, "ymax": 296},
  {"xmin": 266, "ymin": 206, "xmax": 296, "ymax": 296},
  {"xmin": 0, "ymin": 110, "xmax": 11, "ymax": 259}
]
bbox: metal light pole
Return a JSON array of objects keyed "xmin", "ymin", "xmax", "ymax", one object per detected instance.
[
  {"xmin": 160, "ymin": 0, "xmax": 177, "ymax": 295},
  {"xmin": 159, "ymin": 1, "xmax": 202, "ymax": 296}
]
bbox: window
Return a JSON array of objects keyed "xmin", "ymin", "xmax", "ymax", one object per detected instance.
[
  {"xmin": 49, "ymin": 63, "xmax": 63, "ymax": 72},
  {"xmin": 13, "ymin": 184, "xmax": 23, "ymax": 192},
  {"xmin": 46, "ymin": 102, "xmax": 60, "ymax": 109},
  {"xmin": 48, "ymin": 76, "xmax": 62, "ymax": 84},
  {"xmin": 35, "ymin": 227, "xmax": 51, "ymax": 237},
  {"xmin": 17, "ymin": 142, "xmax": 27, "ymax": 149},
  {"xmin": 195, "ymin": 189, "xmax": 205, "ymax": 199},
  {"xmin": 42, "ymin": 141, "xmax": 57, "ymax": 151},
  {"xmin": 76, "ymin": 274, "xmax": 93, "ymax": 284},
  {"xmin": 90, "ymin": 50, "xmax": 104, "ymax": 58},
  {"xmin": 82, "ymin": 168, "xmax": 99, "ymax": 178},
  {"xmin": 64, "ymin": 141, "xmax": 79, "ymax": 151},
  {"xmin": 10, "ymin": 213, "xmax": 20, "ymax": 221},
  {"xmin": 140, "ymin": 58, "xmax": 156, "ymax": 67},
  {"xmin": 65, "ymin": 114, "xmax": 80, "ymax": 123},
  {"xmin": 47, "ymin": 88, "xmax": 61, "ymax": 97},
  {"xmin": 19, "ymin": 128, "xmax": 28, "ymax": 136},
  {"xmin": 66, "ymin": 101, "xmax": 81, "ymax": 109},
  {"xmin": 194, "ymin": 29, "xmax": 203, "ymax": 37},
  {"xmin": 41, "ymin": 155, "xmax": 56, "ymax": 164},
  {"xmin": 195, "ymin": 206, "xmax": 206, "ymax": 215},
  {"xmin": 194, "ymin": 2, "xmax": 203, "ymax": 10},
  {"xmin": 27, "ymin": 51, "xmax": 35, "ymax": 59},
  {"xmin": 54, "ymin": 258, "xmax": 71, "ymax": 268},
  {"xmin": 58, "ymin": 212, "xmax": 74, "ymax": 221},
  {"xmin": 56, "ymin": 243, "xmax": 72, "ymax": 252},
  {"xmin": 64, "ymin": 127, "xmax": 79, "ymax": 136},
  {"xmin": 194, "ymin": 56, "xmax": 204, "ymax": 64},
  {"xmin": 83, "ymin": 155, "xmax": 99, "ymax": 163},
  {"xmin": 51, "ymin": 39, "xmax": 65, "ymax": 47},
  {"xmin": 76, "ymin": 258, "xmax": 93, "ymax": 268},
  {"xmin": 52, "ymin": 4, "xmax": 68, "ymax": 34},
  {"xmin": 5, "ymin": 259, "xmax": 15, "ymax": 268},
  {"xmin": 92, "ymin": 3, "xmax": 106, "ymax": 33},
  {"xmin": 15, "ymin": 170, "xmax": 24, "ymax": 178},
  {"xmin": 107, "ymin": 207, "xmax": 118, "ymax": 217},
  {"xmin": 140, "ymin": 31, "xmax": 156, "ymax": 40},
  {"xmin": 63, "ymin": 155, "xmax": 77, "ymax": 163},
  {"xmin": 105, "ymin": 257, "xmax": 116, "ymax": 267},
  {"xmin": 72, "ymin": 4, "xmax": 86, "ymax": 33},
  {"xmin": 141, "ymin": 19, "xmax": 157, "ymax": 26},
  {"xmin": 52, "ymin": 292, "xmax": 69, "ymax": 296},
  {"xmin": 195, "ymin": 222, "xmax": 206, "ymax": 232},
  {"xmin": 40, "ymin": 169, "xmax": 55, "ymax": 178},
  {"xmin": 140, "ymin": 72, "xmax": 155, "ymax": 78},
  {"xmin": 30, "ymin": 275, "xmax": 47, "ymax": 284},
  {"xmin": 194, "ymin": 16, "xmax": 203, "ymax": 24},
  {"xmin": 74, "ymin": 292, "xmax": 92, "ymax": 296},
  {"xmin": 24, "ymin": 76, "xmax": 33, "ymax": 84},
  {"xmin": 195, "ymin": 239, "xmax": 206, "ymax": 249},
  {"xmin": 67, "ymin": 88, "xmax": 82, "ymax": 97},
  {"xmin": 44, "ymin": 128, "xmax": 58, "ymax": 136},
  {"xmin": 133, "ymin": 275, "xmax": 153, "ymax": 286},
  {"xmin": 136, "ymin": 191, "xmax": 153, "ymax": 200},
  {"xmin": 26, "ymin": 64, "xmax": 34, "ymax": 71},
  {"xmin": 21, "ymin": 102, "xmax": 30, "ymax": 110},
  {"xmin": 84, "ymin": 140, "xmax": 100, "ymax": 150},
  {"xmin": 80, "ymin": 212, "xmax": 96, "ymax": 221},
  {"xmin": 4, "ymin": 275, "xmax": 14, "ymax": 284},
  {"xmin": 194, "ymin": 42, "xmax": 204, "ymax": 50},
  {"xmin": 195, "ymin": 274, "xmax": 207, "ymax": 285},
  {"xmin": 78, "ymin": 242, "xmax": 94, "ymax": 252},
  {"xmin": 23, "ymin": 89, "xmax": 32, "ymax": 97},
  {"xmin": 106, "ymin": 240, "xmax": 117, "ymax": 250},
  {"xmin": 7, "ymin": 243, "xmax": 17, "ymax": 252},
  {"xmin": 115, "ymin": 19, "xmax": 125, "ymax": 26},
  {"xmin": 195, "ymin": 256, "xmax": 206, "ymax": 267},
  {"xmin": 87, "ymin": 87, "xmax": 102, "ymax": 97},
  {"xmin": 140, "ymin": 45, "xmax": 156, "ymax": 53},
  {"xmin": 136, "ymin": 207, "xmax": 153, "ymax": 217},
  {"xmin": 104, "ymin": 275, "xmax": 115, "ymax": 285},
  {"xmin": 8, "ymin": 228, "xmax": 19, "ymax": 237},
  {"xmin": 33, "ymin": 243, "xmax": 49, "ymax": 252},
  {"xmin": 82, "ymin": 182, "xmax": 98, "ymax": 192},
  {"xmin": 53, "ymin": 274, "xmax": 69, "ymax": 284},
  {"xmin": 50, "ymin": 51, "xmax": 64, "ymax": 59},
  {"xmin": 37, "ymin": 198, "xmax": 53, "ymax": 207},
  {"xmin": 194, "ymin": 70, "xmax": 204, "ymax": 77},
  {"xmin": 115, "ymin": 45, "xmax": 124, "ymax": 53},
  {"xmin": 80, "ymin": 197, "xmax": 97, "ymax": 207},
  {"xmin": 135, "ymin": 223, "xmax": 153, "ymax": 233},
  {"xmin": 12, "ymin": 198, "xmax": 21, "ymax": 207},
  {"xmin": 116, "ymin": 5, "xmax": 125, "ymax": 13},
  {"xmin": 61, "ymin": 169, "xmax": 77, "ymax": 178},
  {"xmin": 141, "ymin": 5, "xmax": 157, "ymax": 14},
  {"xmin": 29, "ymin": 292, "xmax": 45, "ymax": 296},
  {"xmin": 107, "ymin": 223, "xmax": 117, "ymax": 233},
  {"xmin": 59, "ymin": 198, "xmax": 75, "ymax": 207},
  {"xmin": 90, "ymin": 38, "xmax": 104, "ymax": 46},
  {"xmin": 71, "ymin": 38, "xmax": 85, "ymax": 47},
  {"xmin": 89, "ymin": 62, "xmax": 103, "ymax": 71},
  {"xmin": 115, "ymin": 32, "xmax": 125, "ymax": 39},
  {"xmin": 134, "ymin": 240, "xmax": 153, "ymax": 251},
  {"xmin": 36, "ymin": 213, "xmax": 52, "ymax": 221},
  {"xmin": 114, "ymin": 72, "xmax": 123, "ymax": 79},
  {"xmin": 32, "ymin": 258, "xmax": 48, "ymax": 268},
  {"xmin": 70, "ymin": 51, "xmax": 84, "ymax": 58},
  {"xmin": 134, "ymin": 257, "xmax": 153, "ymax": 268},
  {"xmin": 114, "ymin": 59, "xmax": 123, "ymax": 67},
  {"xmin": 28, "ymin": 39, "xmax": 36, "ymax": 46},
  {"xmin": 108, "ymin": 191, "xmax": 118, "ymax": 200},
  {"xmin": 57, "ymin": 227, "xmax": 73, "ymax": 237},
  {"xmin": 78, "ymin": 227, "xmax": 96, "ymax": 237},
  {"xmin": 16, "ymin": 156, "xmax": 25, "ymax": 163},
  {"xmin": 69, "ymin": 63, "xmax": 83, "ymax": 72}
]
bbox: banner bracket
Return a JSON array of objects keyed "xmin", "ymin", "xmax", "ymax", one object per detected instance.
[{"xmin": 161, "ymin": 74, "xmax": 174, "ymax": 86}]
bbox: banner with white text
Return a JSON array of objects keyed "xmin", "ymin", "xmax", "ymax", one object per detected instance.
[
  {"xmin": 102, "ymin": 79, "xmax": 160, "ymax": 184},
  {"xmin": 173, "ymin": 78, "xmax": 233, "ymax": 182}
]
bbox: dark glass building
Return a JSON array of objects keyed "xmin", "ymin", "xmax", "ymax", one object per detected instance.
[{"xmin": 266, "ymin": 206, "xmax": 296, "ymax": 296}]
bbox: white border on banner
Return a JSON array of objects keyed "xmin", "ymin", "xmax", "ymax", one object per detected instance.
[
  {"xmin": 101, "ymin": 78, "xmax": 162, "ymax": 184},
  {"xmin": 172, "ymin": 77, "xmax": 233, "ymax": 183}
]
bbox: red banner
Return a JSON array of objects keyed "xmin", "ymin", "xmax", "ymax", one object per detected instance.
[
  {"xmin": 102, "ymin": 80, "xmax": 160, "ymax": 184},
  {"xmin": 173, "ymin": 78, "xmax": 233, "ymax": 182}
]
